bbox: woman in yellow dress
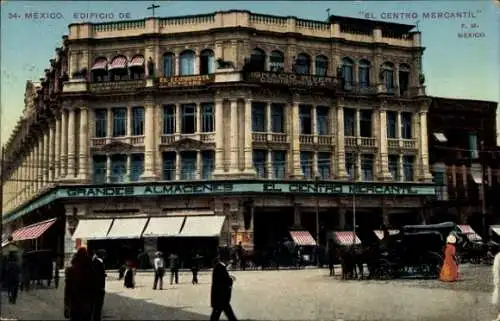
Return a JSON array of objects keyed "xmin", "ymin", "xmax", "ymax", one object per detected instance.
[{"xmin": 439, "ymin": 234, "xmax": 459, "ymax": 282}]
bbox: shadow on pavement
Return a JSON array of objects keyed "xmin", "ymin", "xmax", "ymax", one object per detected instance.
[{"xmin": 1, "ymin": 286, "xmax": 211, "ymax": 320}]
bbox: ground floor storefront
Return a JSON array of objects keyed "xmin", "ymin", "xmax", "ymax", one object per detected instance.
[{"xmin": 2, "ymin": 180, "xmax": 436, "ymax": 268}]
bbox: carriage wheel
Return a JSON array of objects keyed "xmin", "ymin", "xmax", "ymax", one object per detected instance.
[
  {"xmin": 373, "ymin": 259, "xmax": 393, "ymax": 280},
  {"xmin": 422, "ymin": 252, "xmax": 443, "ymax": 278}
]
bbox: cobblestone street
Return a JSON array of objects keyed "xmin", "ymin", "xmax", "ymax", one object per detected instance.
[{"xmin": 1, "ymin": 264, "xmax": 495, "ymax": 321}]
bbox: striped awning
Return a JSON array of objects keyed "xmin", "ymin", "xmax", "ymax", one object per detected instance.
[
  {"xmin": 289, "ymin": 230, "xmax": 317, "ymax": 246},
  {"xmin": 129, "ymin": 56, "xmax": 145, "ymax": 67},
  {"xmin": 374, "ymin": 229, "xmax": 400, "ymax": 240},
  {"xmin": 108, "ymin": 56, "xmax": 128, "ymax": 70},
  {"xmin": 458, "ymin": 225, "xmax": 482, "ymax": 241},
  {"xmin": 11, "ymin": 218, "xmax": 57, "ymax": 241},
  {"xmin": 333, "ymin": 231, "xmax": 361, "ymax": 246},
  {"xmin": 91, "ymin": 58, "xmax": 108, "ymax": 71}
]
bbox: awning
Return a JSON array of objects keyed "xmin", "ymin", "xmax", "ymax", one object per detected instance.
[
  {"xmin": 129, "ymin": 56, "xmax": 145, "ymax": 67},
  {"xmin": 458, "ymin": 225, "xmax": 482, "ymax": 241},
  {"xmin": 11, "ymin": 218, "xmax": 57, "ymax": 241},
  {"xmin": 107, "ymin": 218, "xmax": 148, "ymax": 239},
  {"xmin": 289, "ymin": 230, "xmax": 317, "ymax": 246},
  {"xmin": 108, "ymin": 56, "xmax": 127, "ymax": 70},
  {"xmin": 433, "ymin": 132, "xmax": 447, "ymax": 143},
  {"xmin": 471, "ymin": 164, "xmax": 483, "ymax": 184},
  {"xmin": 374, "ymin": 229, "xmax": 400, "ymax": 240},
  {"xmin": 91, "ymin": 58, "xmax": 108, "ymax": 71},
  {"xmin": 142, "ymin": 216, "xmax": 185, "ymax": 238},
  {"xmin": 179, "ymin": 215, "xmax": 226, "ymax": 237},
  {"xmin": 2, "ymin": 240, "xmax": 11, "ymax": 248},
  {"xmin": 333, "ymin": 231, "xmax": 361, "ymax": 246},
  {"xmin": 72, "ymin": 219, "xmax": 113, "ymax": 240},
  {"xmin": 491, "ymin": 225, "xmax": 500, "ymax": 236}
]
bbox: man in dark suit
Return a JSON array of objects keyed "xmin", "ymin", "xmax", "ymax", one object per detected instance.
[
  {"xmin": 92, "ymin": 250, "xmax": 107, "ymax": 321},
  {"xmin": 210, "ymin": 256, "xmax": 238, "ymax": 321}
]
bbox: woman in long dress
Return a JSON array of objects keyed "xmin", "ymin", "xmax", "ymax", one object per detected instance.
[
  {"xmin": 492, "ymin": 252, "xmax": 500, "ymax": 321},
  {"xmin": 439, "ymin": 234, "xmax": 459, "ymax": 282}
]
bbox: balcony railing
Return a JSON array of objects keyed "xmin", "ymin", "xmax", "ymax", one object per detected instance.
[
  {"xmin": 270, "ymin": 133, "xmax": 288, "ymax": 143},
  {"xmin": 360, "ymin": 137, "xmax": 376, "ymax": 147},
  {"xmin": 252, "ymin": 133, "xmax": 268, "ymax": 143},
  {"xmin": 401, "ymin": 139, "xmax": 417, "ymax": 149},
  {"xmin": 299, "ymin": 135, "xmax": 314, "ymax": 144},
  {"xmin": 344, "ymin": 136, "xmax": 357, "ymax": 147},
  {"xmin": 89, "ymin": 79, "xmax": 146, "ymax": 93},
  {"xmin": 161, "ymin": 135, "xmax": 176, "ymax": 145},
  {"xmin": 130, "ymin": 136, "xmax": 145, "ymax": 145},
  {"xmin": 318, "ymin": 135, "xmax": 333, "ymax": 145},
  {"xmin": 200, "ymin": 133, "xmax": 215, "ymax": 143},
  {"xmin": 344, "ymin": 136, "xmax": 376, "ymax": 148},
  {"xmin": 387, "ymin": 138, "xmax": 399, "ymax": 149},
  {"xmin": 90, "ymin": 136, "xmax": 144, "ymax": 147}
]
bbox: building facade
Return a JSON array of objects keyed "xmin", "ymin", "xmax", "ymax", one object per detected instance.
[
  {"xmin": 428, "ymin": 97, "xmax": 500, "ymax": 237},
  {"xmin": 2, "ymin": 11, "xmax": 435, "ymax": 265}
]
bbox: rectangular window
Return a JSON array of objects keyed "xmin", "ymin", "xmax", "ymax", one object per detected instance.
[
  {"xmin": 387, "ymin": 111, "xmax": 397, "ymax": 139},
  {"xmin": 272, "ymin": 150, "xmax": 286, "ymax": 179},
  {"xmin": 388, "ymin": 155, "xmax": 400, "ymax": 181},
  {"xmin": 299, "ymin": 105, "xmax": 312, "ymax": 135},
  {"xmin": 112, "ymin": 108, "xmax": 127, "ymax": 137},
  {"xmin": 252, "ymin": 102, "xmax": 266, "ymax": 132},
  {"xmin": 162, "ymin": 152, "xmax": 176, "ymax": 180},
  {"xmin": 131, "ymin": 107, "xmax": 144, "ymax": 136},
  {"xmin": 253, "ymin": 150, "xmax": 267, "ymax": 178},
  {"xmin": 201, "ymin": 103, "xmax": 214, "ymax": 132},
  {"xmin": 180, "ymin": 151, "xmax": 197, "ymax": 180},
  {"xmin": 110, "ymin": 154, "xmax": 127, "ymax": 183},
  {"xmin": 202, "ymin": 150, "xmax": 215, "ymax": 179},
  {"xmin": 300, "ymin": 151, "xmax": 313, "ymax": 179},
  {"xmin": 384, "ymin": 70, "xmax": 394, "ymax": 93},
  {"xmin": 130, "ymin": 154, "xmax": 144, "ymax": 182},
  {"xmin": 92, "ymin": 155, "xmax": 107, "ymax": 184},
  {"xmin": 316, "ymin": 107, "xmax": 329, "ymax": 135},
  {"xmin": 318, "ymin": 152, "xmax": 331, "ymax": 180},
  {"xmin": 163, "ymin": 105, "xmax": 175, "ymax": 134},
  {"xmin": 344, "ymin": 108, "xmax": 355, "ymax": 137},
  {"xmin": 271, "ymin": 104, "xmax": 284, "ymax": 133},
  {"xmin": 359, "ymin": 110, "xmax": 372, "ymax": 137},
  {"xmin": 361, "ymin": 154, "xmax": 374, "ymax": 181},
  {"xmin": 342, "ymin": 65, "xmax": 353, "ymax": 86},
  {"xmin": 345, "ymin": 153, "xmax": 356, "ymax": 180},
  {"xmin": 163, "ymin": 54, "xmax": 174, "ymax": 77},
  {"xmin": 469, "ymin": 133, "xmax": 479, "ymax": 159},
  {"xmin": 401, "ymin": 112, "xmax": 413, "ymax": 139},
  {"xmin": 359, "ymin": 66, "xmax": 370, "ymax": 88},
  {"xmin": 399, "ymin": 71, "xmax": 409, "ymax": 95},
  {"xmin": 181, "ymin": 104, "xmax": 196, "ymax": 134},
  {"xmin": 403, "ymin": 155, "xmax": 414, "ymax": 181},
  {"xmin": 94, "ymin": 109, "xmax": 107, "ymax": 138}
]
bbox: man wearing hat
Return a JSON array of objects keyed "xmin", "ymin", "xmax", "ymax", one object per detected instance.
[
  {"xmin": 439, "ymin": 233, "xmax": 459, "ymax": 282},
  {"xmin": 153, "ymin": 251, "xmax": 165, "ymax": 290}
]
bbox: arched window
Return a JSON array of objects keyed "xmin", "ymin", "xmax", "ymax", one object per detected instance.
[
  {"xmin": 358, "ymin": 59, "xmax": 371, "ymax": 88},
  {"xmin": 315, "ymin": 55, "xmax": 328, "ymax": 77},
  {"xmin": 129, "ymin": 55, "xmax": 145, "ymax": 80},
  {"xmin": 179, "ymin": 50, "xmax": 195, "ymax": 76},
  {"xmin": 295, "ymin": 54, "xmax": 310, "ymax": 75},
  {"xmin": 91, "ymin": 57, "xmax": 108, "ymax": 82},
  {"xmin": 341, "ymin": 58, "xmax": 354, "ymax": 88},
  {"xmin": 163, "ymin": 53, "xmax": 175, "ymax": 77},
  {"xmin": 399, "ymin": 63, "xmax": 410, "ymax": 96},
  {"xmin": 108, "ymin": 55, "xmax": 128, "ymax": 81},
  {"xmin": 382, "ymin": 62, "xmax": 394, "ymax": 93},
  {"xmin": 269, "ymin": 50, "xmax": 284, "ymax": 72},
  {"xmin": 200, "ymin": 49, "xmax": 215, "ymax": 75},
  {"xmin": 250, "ymin": 48, "xmax": 266, "ymax": 72}
]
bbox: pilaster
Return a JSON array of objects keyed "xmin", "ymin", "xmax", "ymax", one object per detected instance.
[
  {"xmin": 213, "ymin": 99, "xmax": 226, "ymax": 176},
  {"xmin": 175, "ymin": 152, "xmax": 181, "ymax": 180},
  {"xmin": 418, "ymin": 105, "xmax": 433, "ymax": 181},
  {"xmin": 37, "ymin": 138, "xmax": 43, "ymax": 189},
  {"xmin": 378, "ymin": 107, "xmax": 392, "ymax": 180},
  {"xmin": 335, "ymin": 105, "xmax": 348, "ymax": 179},
  {"xmin": 43, "ymin": 131, "xmax": 50, "ymax": 184},
  {"xmin": 106, "ymin": 155, "xmax": 112, "ymax": 183},
  {"xmin": 242, "ymin": 98, "xmax": 256, "ymax": 176},
  {"xmin": 54, "ymin": 117, "xmax": 61, "ymax": 179},
  {"xmin": 140, "ymin": 96, "xmax": 159, "ymax": 180},
  {"xmin": 77, "ymin": 107, "xmax": 89, "ymax": 181},
  {"xmin": 67, "ymin": 109, "xmax": 76, "ymax": 178},
  {"xmin": 60, "ymin": 110, "xmax": 68, "ymax": 178},
  {"xmin": 228, "ymin": 100, "xmax": 239, "ymax": 175},
  {"xmin": 49, "ymin": 124, "xmax": 55, "ymax": 182},
  {"xmin": 289, "ymin": 101, "xmax": 303, "ymax": 178}
]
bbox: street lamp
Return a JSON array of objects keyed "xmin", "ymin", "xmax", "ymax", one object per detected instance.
[{"xmin": 315, "ymin": 174, "xmax": 320, "ymax": 266}]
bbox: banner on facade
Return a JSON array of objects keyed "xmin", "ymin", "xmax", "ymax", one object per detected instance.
[{"xmin": 158, "ymin": 74, "xmax": 214, "ymax": 88}]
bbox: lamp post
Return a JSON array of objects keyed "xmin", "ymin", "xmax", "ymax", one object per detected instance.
[{"xmin": 315, "ymin": 175, "xmax": 320, "ymax": 266}]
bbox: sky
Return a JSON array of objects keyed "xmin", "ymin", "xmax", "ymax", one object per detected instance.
[{"xmin": 1, "ymin": 0, "xmax": 499, "ymax": 146}]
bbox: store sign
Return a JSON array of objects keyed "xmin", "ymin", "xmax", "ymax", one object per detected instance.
[
  {"xmin": 244, "ymin": 72, "xmax": 338, "ymax": 89},
  {"xmin": 158, "ymin": 74, "xmax": 214, "ymax": 88},
  {"xmin": 62, "ymin": 181, "xmax": 435, "ymax": 198}
]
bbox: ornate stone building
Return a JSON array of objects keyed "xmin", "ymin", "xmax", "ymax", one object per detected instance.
[{"xmin": 2, "ymin": 11, "xmax": 435, "ymax": 265}]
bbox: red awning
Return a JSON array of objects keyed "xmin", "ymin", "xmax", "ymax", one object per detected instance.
[
  {"xmin": 108, "ymin": 56, "xmax": 127, "ymax": 70},
  {"xmin": 289, "ymin": 230, "xmax": 317, "ymax": 246},
  {"xmin": 129, "ymin": 56, "xmax": 145, "ymax": 67},
  {"xmin": 91, "ymin": 58, "xmax": 108, "ymax": 71},
  {"xmin": 11, "ymin": 218, "xmax": 57, "ymax": 241},
  {"xmin": 333, "ymin": 231, "xmax": 361, "ymax": 246},
  {"xmin": 458, "ymin": 225, "xmax": 482, "ymax": 241},
  {"xmin": 374, "ymin": 229, "xmax": 400, "ymax": 240}
]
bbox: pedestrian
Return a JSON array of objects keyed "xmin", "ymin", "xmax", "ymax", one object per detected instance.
[
  {"xmin": 153, "ymin": 251, "xmax": 165, "ymax": 290},
  {"xmin": 191, "ymin": 253, "xmax": 202, "ymax": 285},
  {"xmin": 92, "ymin": 250, "xmax": 107, "ymax": 321},
  {"xmin": 64, "ymin": 247, "xmax": 94, "ymax": 321},
  {"xmin": 236, "ymin": 242, "xmax": 246, "ymax": 271},
  {"xmin": 210, "ymin": 255, "xmax": 238, "ymax": 321},
  {"xmin": 124, "ymin": 260, "xmax": 135, "ymax": 289},
  {"xmin": 327, "ymin": 242, "xmax": 336, "ymax": 277},
  {"xmin": 169, "ymin": 252, "xmax": 179, "ymax": 285},
  {"xmin": 439, "ymin": 234, "xmax": 459, "ymax": 282},
  {"xmin": 5, "ymin": 251, "xmax": 21, "ymax": 304},
  {"xmin": 492, "ymin": 251, "xmax": 500, "ymax": 321}
]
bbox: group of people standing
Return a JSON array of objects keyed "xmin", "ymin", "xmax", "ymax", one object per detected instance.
[{"xmin": 152, "ymin": 251, "xmax": 203, "ymax": 290}]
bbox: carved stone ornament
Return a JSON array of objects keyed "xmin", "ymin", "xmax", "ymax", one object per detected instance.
[
  {"xmin": 102, "ymin": 141, "xmax": 133, "ymax": 153},
  {"xmin": 170, "ymin": 138, "xmax": 202, "ymax": 150}
]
